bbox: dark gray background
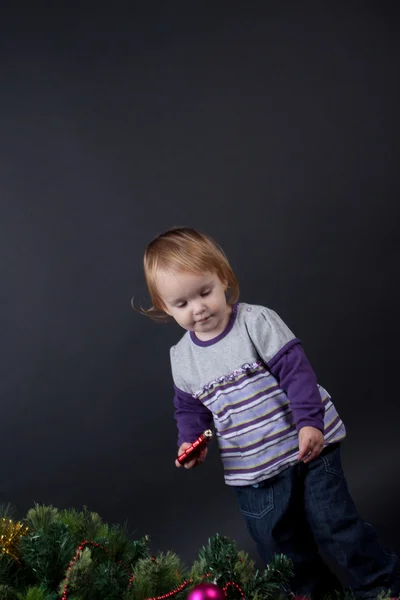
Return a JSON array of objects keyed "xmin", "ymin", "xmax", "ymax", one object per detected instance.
[{"xmin": 1, "ymin": 2, "xmax": 399, "ymax": 568}]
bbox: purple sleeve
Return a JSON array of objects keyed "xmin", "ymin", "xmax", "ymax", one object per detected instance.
[
  {"xmin": 173, "ymin": 385, "xmax": 213, "ymax": 447},
  {"xmin": 267, "ymin": 341, "xmax": 325, "ymax": 433}
]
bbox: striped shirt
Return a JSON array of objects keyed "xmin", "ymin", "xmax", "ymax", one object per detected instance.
[{"xmin": 171, "ymin": 303, "xmax": 346, "ymax": 486}]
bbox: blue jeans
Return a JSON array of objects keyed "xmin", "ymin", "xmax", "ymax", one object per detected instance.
[{"xmin": 234, "ymin": 443, "xmax": 400, "ymax": 599}]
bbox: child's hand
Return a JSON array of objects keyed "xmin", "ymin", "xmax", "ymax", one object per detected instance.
[
  {"xmin": 298, "ymin": 426, "xmax": 324, "ymax": 463},
  {"xmin": 175, "ymin": 442, "xmax": 208, "ymax": 469}
]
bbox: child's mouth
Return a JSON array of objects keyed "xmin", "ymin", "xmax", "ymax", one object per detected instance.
[{"xmin": 197, "ymin": 316, "xmax": 210, "ymax": 323}]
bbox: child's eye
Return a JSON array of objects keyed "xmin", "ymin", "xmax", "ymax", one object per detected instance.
[
  {"xmin": 177, "ymin": 302, "xmax": 187, "ymax": 308},
  {"xmin": 201, "ymin": 290, "xmax": 210, "ymax": 297}
]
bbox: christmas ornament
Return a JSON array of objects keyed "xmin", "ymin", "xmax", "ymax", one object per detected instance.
[
  {"xmin": 177, "ymin": 430, "xmax": 213, "ymax": 465},
  {"xmin": 0, "ymin": 517, "xmax": 29, "ymax": 562},
  {"xmin": 187, "ymin": 582, "xmax": 225, "ymax": 600}
]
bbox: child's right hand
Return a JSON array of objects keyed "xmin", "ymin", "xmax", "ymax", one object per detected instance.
[{"xmin": 175, "ymin": 442, "xmax": 208, "ymax": 469}]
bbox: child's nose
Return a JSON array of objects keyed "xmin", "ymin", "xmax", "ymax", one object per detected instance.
[{"xmin": 193, "ymin": 301, "xmax": 206, "ymax": 315}]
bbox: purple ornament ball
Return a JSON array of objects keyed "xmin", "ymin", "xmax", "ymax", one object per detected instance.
[{"xmin": 187, "ymin": 582, "xmax": 225, "ymax": 600}]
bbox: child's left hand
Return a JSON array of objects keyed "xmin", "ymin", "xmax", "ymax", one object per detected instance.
[{"xmin": 298, "ymin": 426, "xmax": 324, "ymax": 463}]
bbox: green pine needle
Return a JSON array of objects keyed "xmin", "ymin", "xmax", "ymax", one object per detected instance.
[
  {"xmin": 16, "ymin": 585, "xmax": 57, "ymax": 600},
  {"xmin": 25, "ymin": 507, "xmax": 58, "ymax": 535},
  {"xmin": 58, "ymin": 507, "xmax": 108, "ymax": 544},
  {"xmin": 20, "ymin": 522, "xmax": 75, "ymax": 590},
  {"xmin": 0, "ymin": 504, "xmax": 394, "ymax": 600},
  {"xmin": 124, "ymin": 536, "xmax": 150, "ymax": 567},
  {"xmin": 0, "ymin": 506, "xmax": 16, "ymax": 521},
  {"xmin": 0, "ymin": 557, "xmax": 15, "ymax": 587},
  {"xmin": 125, "ymin": 552, "xmax": 185, "ymax": 600},
  {"xmin": 244, "ymin": 553, "xmax": 294, "ymax": 599},
  {"xmin": 102, "ymin": 523, "xmax": 130, "ymax": 561},
  {"xmin": 0, "ymin": 584, "xmax": 19, "ymax": 600},
  {"xmin": 93, "ymin": 561, "xmax": 130, "ymax": 600},
  {"xmin": 58, "ymin": 547, "xmax": 93, "ymax": 600}
]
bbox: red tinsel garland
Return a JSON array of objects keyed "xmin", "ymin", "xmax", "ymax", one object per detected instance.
[{"xmin": 223, "ymin": 580, "xmax": 245, "ymax": 598}]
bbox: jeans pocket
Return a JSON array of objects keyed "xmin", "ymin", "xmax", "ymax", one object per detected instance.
[
  {"xmin": 235, "ymin": 484, "xmax": 274, "ymax": 519},
  {"xmin": 321, "ymin": 446, "xmax": 343, "ymax": 477}
]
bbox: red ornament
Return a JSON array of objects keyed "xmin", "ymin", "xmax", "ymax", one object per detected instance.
[
  {"xmin": 177, "ymin": 430, "xmax": 213, "ymax": 465},
  {"xmin": 187, "ymin": 582, "xmax": 225, "ymax": 600}
]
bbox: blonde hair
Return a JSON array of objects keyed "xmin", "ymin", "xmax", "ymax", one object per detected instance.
[{"xmin": 137, "ymin": 227, "xmax": 240, "ymax": 321}]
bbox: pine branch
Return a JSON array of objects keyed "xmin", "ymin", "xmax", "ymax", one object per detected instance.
[
  {"xmin": 20, "ymin": 522, "xmax": 75, "ymax": 590},
  {"xmin": 125, "ymin": 552, "xmax": 186, "ymax": 600},
  {"xmin": 58, "ymin": 547, "xmax": 94, "ymax": 600},
  {"xmin": 0, "ymin": 507, "xmax": 16, "ymax": 521},
  {"xmin": 58, "ymin": 508, "xmax": 108, "ymax": 544},
  {"xmin": 93, "ymin": 561, "xmax": 130, "ymax": 600},
  {"xmin": 0, "ymin": 584, "xmax": 19, "ymax": 600},
  {"xmin": 0, "ymin": 557, "xmax": 15, "ymax": 587},
  {"xmin": 25, "ymin": 507, "xmax": 58, "ymax": 535},
  {"xmin": 244, "ymin": 554, "xmax": 294, "ymax": 599},
  {"xmin": 17, "ymin": 585, "xmax": 57, "ymax": 600}
]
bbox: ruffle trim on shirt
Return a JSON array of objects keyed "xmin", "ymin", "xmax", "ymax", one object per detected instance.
[{"xmin": 192, "ymin": 360, "xmax": 264, "ymax": 399}]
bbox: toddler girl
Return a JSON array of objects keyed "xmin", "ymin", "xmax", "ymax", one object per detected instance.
[{"xmin": 141, "ymin": 226, "xmax": 399, "ymax": 599}]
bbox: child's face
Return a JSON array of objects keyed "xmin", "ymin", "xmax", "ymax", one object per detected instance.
[{"xmin": 155, "ymin": 269, "xmax": 231, "ymax": 340}]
